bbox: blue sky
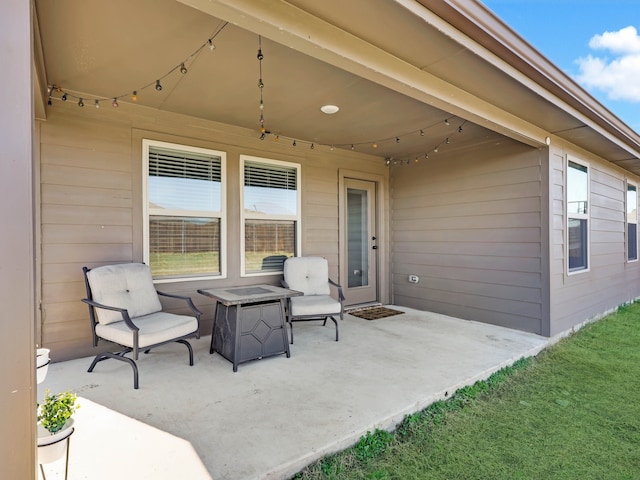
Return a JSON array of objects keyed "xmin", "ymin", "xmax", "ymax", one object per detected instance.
[{"xmin": 482, "ymin": 1, "xmax": 640, "ymax": 133}]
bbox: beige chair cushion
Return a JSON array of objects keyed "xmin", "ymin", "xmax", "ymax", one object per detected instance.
[
  {"xmin": 289, "ymin": 295, "xmax": 342, "ymax": 316},
  {"xmin": 87, "ymin": 263, "xmax": 162, "ymax": 325},
  {"xmin": 283, "ymin": 257, "xmax": 331, "ymax": 296},
  {"xmin": 95, "ymin": 312, "xmax": 198, "ymax": 348}
]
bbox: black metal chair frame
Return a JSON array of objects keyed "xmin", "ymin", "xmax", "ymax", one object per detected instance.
[
  {"xmin": 82, "ymin": 266, "xmax": 202, "ymax": 389},
  {"xmin": 281, "ymin": 277, "xmax": 345, "ymax": 344}
]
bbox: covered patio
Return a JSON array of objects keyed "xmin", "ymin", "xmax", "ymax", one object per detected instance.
[{"xmin": 38, "ymin": 307, "xmax": 549, "ymax": 480}]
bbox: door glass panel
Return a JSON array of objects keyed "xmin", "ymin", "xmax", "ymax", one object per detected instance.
[{"xmin": 347, "ymin": 188, "xmax": 369, "ymax": 288}]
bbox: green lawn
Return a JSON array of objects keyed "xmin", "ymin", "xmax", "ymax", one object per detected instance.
[{"xmin": 294, "ymin": 303, "xmax": 640, "ymax": 479}]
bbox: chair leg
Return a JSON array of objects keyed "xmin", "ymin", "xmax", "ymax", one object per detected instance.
[
  {"xmin": 330, "ymin": 316, "xmax": 339, "ymax": 341},
  {"xmin": 176, "ymin": 339, "xmax": 194, "ymax": 366},
  {"xmin": 289, "ymin": 319, "xmax": 294, "ymax": 344},
  {"xmin": 87, "ymin": 351, "xmax": 139, "ymax": 389}
]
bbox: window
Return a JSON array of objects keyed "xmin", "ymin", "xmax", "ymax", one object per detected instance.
[
  {"xmin": 143, "ymin": 140, "xmax": 225, "ymax": 280},
  {"xmin": 567, "ymin": 158, "xmax": 589, "ymax": 273},
  {"xmin": 628, "ymin": 182, "xmax": 638, "ymax": 261},
  {"xmin": 241, "ymin": 155, "xmax": 300, "ymax": 275}
]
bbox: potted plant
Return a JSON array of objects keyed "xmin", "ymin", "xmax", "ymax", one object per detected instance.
[
  {"xmin": 36, "ymin": 347, "xmax": 50, "ymax": 384},
  {"xmin": 37, "ymin": 389, "xmax": 79, "ymax": 464}
]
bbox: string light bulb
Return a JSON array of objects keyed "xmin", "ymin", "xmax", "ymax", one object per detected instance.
[
  {"xmin": 396, "ymin": 137, "xmax": 400, "ymax": 143},
  {"xmin": 155, "ymin": 80, "xmax": 162, "ymax": 91},
  {"xmin": 420, "ymin": 130, "xmax": 425, "ymax": 136},
  {"xmin": 180, "ymin": 63, "xmax": 188, "ymax": 74},
  {"xmin": 112, "ymin": 98, "xmax": 119, "ymax": 108},
  {"xmin": 458, "ymin": 126, "xmax": 463, "ymax": 133},
  {"xmin": 310, "ymin": 143, "xmax": 315, "ymax": 150},
  {"xmin": 446, "ymin": 137, "xmax": 450, "ymax": 144},
  {"xmin": 208, "ymin": 39, "xmax": 215, "ymax": 51},
  {"xmin": 94, "ymin": 100, "xmax": 100, "ymax": 109},
  {"xmin": 61, "ymin": 93, "xmax": 67, "ymax": 102},
  {"xmin": 78, "ymin": 98, "xmax": 84, "ymax": 107},
  {"xmin": 292, "ymin": 140, "xmax": 297, "ymax": 147},
  {"xmin": 444, "ymin": 119, "xmax": 450, "ymax": 126},
  {"xmin": 373, "ymin": 142, "xmax": 378, "ymax": 148},
  {"xmin": 131, "ymin": 91, "xmax": 138, "ymax": 101}
]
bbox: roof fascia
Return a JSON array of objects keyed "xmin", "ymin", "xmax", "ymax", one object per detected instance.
[{"xmin": 417, "ymin": 0, "xmax": 640, "ymax": 158}]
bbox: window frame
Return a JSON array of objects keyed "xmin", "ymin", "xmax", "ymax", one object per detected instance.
[
  {"xmin": 566, "ymin": 155, "xmax": 590, "ymax": 275},
  {"xmin": 627, "ymin": 179, "xmax": 638, "ymax": 262},
  {"xmin": 240, "ymin": 154, "xmax": 301, "ymax": 277},
  {"xmin": 142, "ymin": 139, "xmax": 227, "ymax": 283}
]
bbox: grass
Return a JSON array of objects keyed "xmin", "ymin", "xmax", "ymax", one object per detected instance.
[{"xmin": 294, "ymin": 303, "xmax": 640, "ymax": 479}]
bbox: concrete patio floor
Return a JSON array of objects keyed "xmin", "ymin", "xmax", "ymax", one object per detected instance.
[{"xmin": 38, "ymin": 306, "xmax": 550, "ymax": 480}]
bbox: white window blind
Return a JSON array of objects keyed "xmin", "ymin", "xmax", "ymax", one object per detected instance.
[{"xmin": 144, "ymin": 140, "xmax": 225, "ymax": 280}]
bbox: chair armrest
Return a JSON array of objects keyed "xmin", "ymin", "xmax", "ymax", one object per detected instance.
[
  {"xmin": 328, "ymin": 278, "xmax": 345, "ymax": 302},
  {"xmin": 81, "ymin": 298, "xmax": 139, "ymax": 331},
  {"xmin": 157, "ymin": 290, "xmax": 203, "ymax": 319}
]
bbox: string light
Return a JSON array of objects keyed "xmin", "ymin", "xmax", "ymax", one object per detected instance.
[
  {"xmin": 256, "ymin": 35, "xmax": 268, "ymax": 140},
  {"xmin": 45, "ymin": 24, "xmax": 466, "ymax": 163},
  {"xmin": 47, "ymin": 22, "xmax": 229, "ymax": 110}
]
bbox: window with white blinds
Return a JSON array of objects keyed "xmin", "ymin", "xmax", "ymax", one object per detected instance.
[
  {"xmin": 241, "ymin": 156, "xmax": 300, "ymax": 275},
  {"xmin": 144, "ymin": 140, "xmax": 226, "ymax": 280}
]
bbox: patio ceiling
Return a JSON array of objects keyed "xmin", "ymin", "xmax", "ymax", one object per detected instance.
[{"xmin": 34, "ymin": 0, "xmax": 640, "ymax": 169}]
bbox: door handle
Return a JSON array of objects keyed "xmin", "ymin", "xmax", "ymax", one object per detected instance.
[{"xmin": 372, "ymin": 245, "xmax": 378, "ymax": 250}]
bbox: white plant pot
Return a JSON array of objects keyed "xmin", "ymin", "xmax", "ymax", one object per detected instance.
[
  {"xmin": 36, "ymin": 348, "xmax": 50, "ymax": 385},
  {"xmin": 37, "ymin": 418, "xmax": 74, "ymax": 464}
]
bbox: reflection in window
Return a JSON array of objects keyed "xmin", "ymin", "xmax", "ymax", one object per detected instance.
[
  {"xmin": 567, "ymin": 160, "xmax": 589, "ymax": 272},
  {"xmin": 145, "ymin": 141, "xmax": 225, "ymax": 279},
  {"xmin": 242, "ymin": 157, "xmax": 300, "ymax": 275},
  {"xmin": 628, "ymin": 183, "xmax": 638, "ymax": 261}
]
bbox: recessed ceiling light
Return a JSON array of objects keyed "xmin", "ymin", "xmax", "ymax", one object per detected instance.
[{"xmin": 320, "ymin": 104, "xmax": 339, "ymax": 114}]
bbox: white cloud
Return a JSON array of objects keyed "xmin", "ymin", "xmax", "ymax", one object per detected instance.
[
  {"xmin": 575, "ymin": 26, "xmax": 640, "ymax": 102},
  {"xmin": 588, "ymin": 26, "xmax": 640, "ymax": 54}
]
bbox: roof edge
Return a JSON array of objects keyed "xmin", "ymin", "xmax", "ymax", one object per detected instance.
[{"xmin": 417, "ymin": 0, "xmax": 640, "ymax": 155}]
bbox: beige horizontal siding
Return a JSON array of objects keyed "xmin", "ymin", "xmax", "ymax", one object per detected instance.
[
  {"xmin": 391, "ymin": 140, "xmax": 545, "ymax": 334},
  {"xmin": 549, "ymin": 143, "xmax": 640, "ymax": 335}
]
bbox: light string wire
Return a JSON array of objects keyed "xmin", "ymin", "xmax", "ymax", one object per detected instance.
[
  {"xmin": 47, "ymin": 22, "xmax": 229, "ymax": 107},
  {"xmin": 48, "ymin": 25, "xmax": 467, "ymax": 166}
]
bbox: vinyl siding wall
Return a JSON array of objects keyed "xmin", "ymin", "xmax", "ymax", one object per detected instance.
[
  {"xmin": 549, "ymin": 142, "xmax": 640, "ymax": 336},
  {"xmin": 390, "ymin": 139, "xmax": 546, "ymax": 334},
  {"xmin": 38, "ymin": 101, "xmax": 386, "ymax": 360}
]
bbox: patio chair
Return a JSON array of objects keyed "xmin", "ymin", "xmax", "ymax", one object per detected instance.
[
  {"xmin": 82, "ymin": 263, "xmax": 201, "ymax": 389},
  {"xmin": 281, "ymin": 256, "xmax": 344, "ymax": 344}
]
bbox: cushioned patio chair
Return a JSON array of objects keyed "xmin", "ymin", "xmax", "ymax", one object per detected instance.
[
  {"xmin": 281, "ymin": 256, "xmax": 344, "ymax": 343},
  {"xmin": 82, "ymin": 263, "xmax": 201, "ymax": 389}
]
